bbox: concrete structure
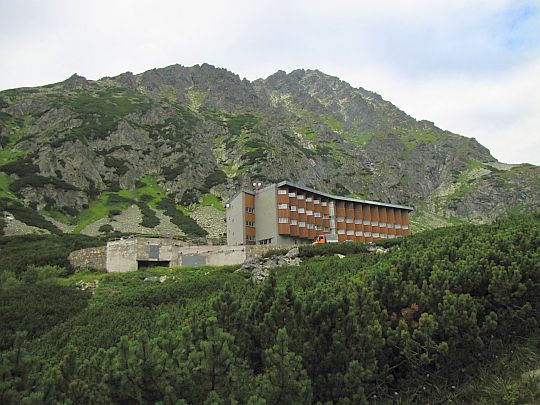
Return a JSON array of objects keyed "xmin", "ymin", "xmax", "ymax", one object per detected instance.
[
  {"xmin": 69, "ymin": 238, "xmax": 293, "ymax": 273},
  {"xmin": 226, "ymin": 181, "xmax": 413, "ymax": 245},
  {"xmin": 105, "ymin": 238, "xmax": 249, "ymax": 273}
]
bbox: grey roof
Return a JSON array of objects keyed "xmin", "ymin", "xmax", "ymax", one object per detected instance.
[{"xmin": 276, "ymin": 181, "xmax": 414, "ymax": 211}]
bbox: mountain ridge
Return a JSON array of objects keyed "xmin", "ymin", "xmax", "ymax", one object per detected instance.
[{"xmin": 0, "ymin": 63, "xmax": 538, "ymax": 238}]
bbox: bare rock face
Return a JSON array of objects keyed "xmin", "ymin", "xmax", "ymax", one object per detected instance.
[{"xmin": 0, "ymin": 63, "xmax": 538, "ymax": 236}]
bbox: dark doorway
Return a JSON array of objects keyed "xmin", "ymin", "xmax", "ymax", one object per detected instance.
[{"xmin": 138, "ymin": 260, "xmax": 170, "ymax": 269}]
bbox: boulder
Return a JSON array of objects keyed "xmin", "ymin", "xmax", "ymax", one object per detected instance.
[{"xmin": 285, "ymin": 247, "xmax": 300, "ymax": 258}]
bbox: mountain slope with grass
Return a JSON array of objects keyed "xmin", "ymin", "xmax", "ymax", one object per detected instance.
[{"xmin": 0, "ymin": 64, "xmax": 538, "ymax": 237}]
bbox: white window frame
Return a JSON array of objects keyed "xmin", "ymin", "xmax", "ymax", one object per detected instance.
[
  {"xmin": 290, "ymin": 205, "xmax": 297, "ymax": 212},
  {"xmin": 337, "ymin": 229, "xmax": 345, "ymax": 235},
  {"xmin": 321, "ymin": 201, "xmax": 328, "ymax": 207},
  {"xmin": 363, "ymin": 219, "xmax": 370, "ymax": 225},
  {"xmin": 402, "ymin": 224, "xmax": 409, "ymax": 230},
  {"xmin": 288, "ymin": 192, "xmax": 296, "ymax": 197},
  {"xmin": 313, "ymin": 199, "xmax": 320, "ymax": 205},
  {"xmin": 290, "ymin": 219, "xmax": 298, "ymax": 225},
  {"xmin": 346, "ymin": 229, "xmax": 354, "ymax": 235},
  {"xmin": 297, "ymin": 194, "xmax": 305, "ymax": 200},
  {"xmin": 278, "ymin": 189, "xmax": 287, "ymax": 195},
  {"xmin": 298, "ymin": 208, "xmax": 305, "ymax": 214},
  {"xmin": 306, "ymin": 223, "xmax": 314, "ymax": 229},
  {"xmin": 364, "ymin": 232, "xmax": 372, "ymax": 237},
  {"xmin": 336, "ymin": 217, "xmax": 345, "ymax": 223},
  {"xmin": 346, "ymin": 218, "xmax": 353, "ymax": 223},
  {"xmin": 355, "ymin": 231, "xmax": 363, "ymax": 236},
  {"xmin": 306, "ymin": 197, "xmax": 313, "ymax": 202},
  {"xmin": 306, "ymin": 210, "xmax": 313, "ymax": 216},
  {"xmin": 314, "ymin": 212, "xmax": 321, "ymax": 218},
  {"xmin": 278, "ymin": 203, "xmax": 288, "ymax": 209},
  {"xmin": 278, "ymin": 217, "xmax": 289, "ymax": 224},
  {"xmin": 298, "ymin": 221, "xmax": 306, "ymax": 228}
]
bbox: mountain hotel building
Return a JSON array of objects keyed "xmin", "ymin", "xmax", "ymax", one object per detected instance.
[{"xmin": 226, "ymin": 181, "xmax": 413, "ymax": 246}]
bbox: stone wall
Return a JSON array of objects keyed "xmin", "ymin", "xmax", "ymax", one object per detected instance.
[{"xmin": 68, "ymin": 246, "xmax": 107, "ymax": 270}]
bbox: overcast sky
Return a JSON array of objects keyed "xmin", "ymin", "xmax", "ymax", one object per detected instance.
[{"xmin": 1, "ymin": 0, "xmax": 539, "ymax": 164}]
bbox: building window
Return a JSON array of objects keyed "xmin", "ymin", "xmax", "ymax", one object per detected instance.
[
  {"xmin": 315, "ymin": 225, "xmax": 322, "ymax": 230},
  {"xmin": 373, "ymin": 232, "xmax": 380, "ymax": 238},
  {"xmin": 323, "ymin": 214, "xmax": 329, "ymax": 219},
  {"xmin": 364, "ymin": 232, "xmax": 372, "ymax": 237},
  {"xmin": 298, "ymin": 221, "xmax": 306, "ymax": 227},
  {"xmin": 245, "ymin": 221, "xmax": 255, "ymax": 227},
  {"xmin": 258, "ymin": 238, "xmax": 273, "ymax": 245},
  {"xmin": 395, "ymin": 224, "xmax": 402, "ymax": 229},
  {"xmin": 278, "ymin": 217, "xmax": 289, "ymax": 224},
  {"xmin": 246, "ymin": 235, "xmax": 255, "ymax": 242},
  {"xmin": 387, "ymin": 223, "xmax": 394, "ymax": 228},
  {"xmin": 324, "ymin": 227, "xmax": 330, "ymax": 232},
  {"xmin": 314, "ymin": 212, "xmax": 321, "ymax": 218},
  {"xmin": 297, "ymin": 194, "xmax": 305, "ymax": 200},
  {"xmin": 346, "ymin": 230, "xmax": 354, "ymax": 235},
  {"xmin": 245, "ymin": 207, "xmax": 254, "ymax": 213},
  {"xmin": 298, "ymin": 208, "xmax": 305, "ymax": 214},
  {"xmin": 363, "ymin": 219, "xmax": 370, "ymax": 225},
  {"xmin": 346, "ymin": 218, "xmax": 353, "ymax": 223},
  {"xmin": 306, "ymin": 223, "xmax": 314, "ymax": 229},
  {"xmin": 278, "ymin": 203, "xmax": 288, "ymax": 209},
  {"xmin": 313, "ymin": 199, "xmax": 320, "ymax": 205},
  {"xmin": 337, "ymin": 217, "xmax": 345, "ymax": 222},
  {"xmin": 306, "ymin": 210, "xmax": 313, "ymax": 216},
  {"xmin": 354, "ymin": 219, "xmax": 361, "ymax": 224},
  {"xmin": 379, "ymin": 222, "xmax": 386, "ymax": 227},
  {"xmin": 381, "ymin": 233, "xmax": 388, "ymax": 238},
  {"xmin": 306, "ymin": 197, "xmax": 313, "ymax": 202},
  {"xmin": 402, "ymin": 224, "xmax": 409, "ymax": 230},
  {"xmin": 290, "ymin": 219, "xmax": 298, "ymax": 225},
  {"xmin": 371, "ymin": 221, "xmax": 378, "ymax": 226},
  {"xmin": 337, "ymin": 229, "xmax": 345, "ymax": 235},
  {"xmin": 290, "ymin": 205, "xmax": 297, "ymax": 212},
  {"xmin": 289, "ymin": 192, "xmax": 296, "ymax": 197},
  {"xmin": 388, "ymin": 234, "xmax": 395, "ymax": 239},
  {"xmin": 278, "ymin": 189, "xmax": 287, "ymax": 195},
  {"xmin": 355, "ymin": 231, "xmax": 363, "ymax": 236},
  {"xmin": 321, "ymin": 201, "xmax": 327, "ymax": 207}
]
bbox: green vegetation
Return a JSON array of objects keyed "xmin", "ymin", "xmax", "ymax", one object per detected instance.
[
  {"xmin": 200, "ymin": 193, "xmax": 225, "ymax": 211},
  {"xmin": 137, "ymin": 195, "xmax": 160, "ymax": 228},
  {"xmin": 0, "ymin": 233, "xmax": 103, "ymax": 276},
  {"xmin": 156, "ymin": 196, "xmax": 208, "ymax": 237},
  {"xmin": 72, "ymin": 175, "xmax": 167, "ymax": 233},
  {"xmin": 203, "ymin": 169, "xmax": 228, "ymax": 190},
  {"xmin": 55, "ymin": 86, "xmax": 152, "ymax": 142},
  {"xmin": 0, "ymin": 198, "xmax": 62, "ymax": 235},
  {"xmin": 0, "ymin": 281, "xmax": 90, "ymax": 351},
  {"xmin": 0, "ymin": 212, "xmax": 538, "ymax": 403}
]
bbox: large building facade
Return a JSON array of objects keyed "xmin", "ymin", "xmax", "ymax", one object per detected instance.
[{"xmin": 226, "ymin": 181, "xmax": 413, "ymax": 246}]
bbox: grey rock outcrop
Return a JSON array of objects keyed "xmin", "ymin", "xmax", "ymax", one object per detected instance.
[{"xmin": 236, "ymin": 248, "xmax": 302, "ymax": 283}]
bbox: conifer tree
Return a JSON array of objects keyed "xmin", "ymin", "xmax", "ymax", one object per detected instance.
[{"xmin": 256, "ymin": 328, "xmax": 312, "ymax": 405}]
